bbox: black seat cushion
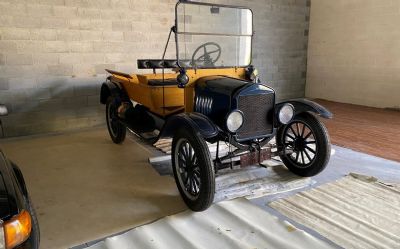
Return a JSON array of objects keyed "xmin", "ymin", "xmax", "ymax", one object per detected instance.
[{"xmin": 147, "ymin": 78, "xmax": 178, "ymax": 86}]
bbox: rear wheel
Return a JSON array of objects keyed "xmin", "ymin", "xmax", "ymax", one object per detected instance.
[
  {"xmin": 106, "ymin": 96, "xmax": 126, "ymax": 144},
  {"xmin": 172, "ymin": 128, "xmax": 215, "ymax": 211},
  {"xmin": 277, "ymin": 112, "xmax": 331, "ymax": 177}
]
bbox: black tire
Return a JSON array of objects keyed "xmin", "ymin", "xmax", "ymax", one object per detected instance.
[
  {"xmin": 277, "ymin": 112, "xmax": 331, "ymax": 177},
  {"xmin": 172, "ymin": 128, "xmax": 215, "ymax": 211},
  {"xmin": 106, "ymin": 96, "xmax": 126, "ymax": 144},
  {"xmin": 24, "ymin": 196, "xmax": 40, "ymax": 249}
]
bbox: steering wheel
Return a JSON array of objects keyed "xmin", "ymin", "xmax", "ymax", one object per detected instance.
[{"xmin": 191, "ymin": 42, "xmax": 222, "ymax": 67}]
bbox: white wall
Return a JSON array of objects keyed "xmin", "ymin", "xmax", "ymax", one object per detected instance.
[{"xmin": 306, "ymin": 0, "xmax": 400, "ymax": 109}]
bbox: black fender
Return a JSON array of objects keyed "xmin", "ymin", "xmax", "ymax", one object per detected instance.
[
  {"xmin": 276, "ymin": 99, "xmax": 333, "ymax": 120},
  {"xmin": 11, "ymin": 162, "xmax": 28, "ymax": 197},
  {"xmin": 100, "ymin": 77, "xmax": 124, "ymax": 104},
  {"xmin": 159, "ymin": 112, "xmax": 219, "ymax": 140}
]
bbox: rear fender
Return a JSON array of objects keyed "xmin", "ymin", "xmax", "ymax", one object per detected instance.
[
  {"xmin": 100, "ymin": 77, "xmax": 124, "ymax": 104},
  {"xmin": 159, "ymin": 113, "xmax": 219, "ymax": 140}
]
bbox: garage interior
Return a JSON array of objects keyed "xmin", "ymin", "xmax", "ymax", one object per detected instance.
[{"xmin": 0, "ymin": 0, "xmax": 399, "ymax": 249}]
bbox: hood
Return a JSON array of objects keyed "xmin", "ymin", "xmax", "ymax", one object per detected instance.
[
  {"xmin": 195, "ymin": 76, "xmax": 250, "ymax": 96},
  {"xmin": 194, "ymin": 76, "xmax": 254, "ymax": 128}
]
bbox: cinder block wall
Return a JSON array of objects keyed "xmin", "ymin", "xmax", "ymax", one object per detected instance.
[
  {"xmin": 0, "ymin": 0, "xmax": 310, "ymax": 137},
  {"xmin": 306, "ymin": 0, "xmax": 400, "ymax": 109}
]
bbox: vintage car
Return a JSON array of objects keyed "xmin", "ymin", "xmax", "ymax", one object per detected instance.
[
  {"xmin": 100, "ymin": 1, "xmax": 332, "ymax": 211},
  {"xmin": 0, "ymin": 105, "xmax": 40, "ymax": 249}
]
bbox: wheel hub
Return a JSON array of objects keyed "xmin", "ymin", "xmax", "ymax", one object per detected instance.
[{"xmin": 293, "ymin": 137, "xmax": 306, "ymax": 151}]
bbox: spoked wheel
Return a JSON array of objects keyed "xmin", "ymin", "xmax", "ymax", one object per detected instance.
[
  {"xmin": 277, "ymin": 112, "xmax": 331, "ymax": 177},
  {"xmin": 172, "ymin": 128, "xmax": 215, "ymax": 211},
  {"xmin": 106, "ymin": 96, "xmax": 126, "ymax": 144}
]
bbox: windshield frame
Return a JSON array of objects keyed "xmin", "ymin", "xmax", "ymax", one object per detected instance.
[{"xmin": 174, "ymin": 1, "xmax": 254, "ymax": 69}]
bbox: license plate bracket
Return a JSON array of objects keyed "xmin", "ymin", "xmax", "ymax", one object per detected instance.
[{"xmin": 240, "ymin": 147, "xmax": 271, "ymax": 167}]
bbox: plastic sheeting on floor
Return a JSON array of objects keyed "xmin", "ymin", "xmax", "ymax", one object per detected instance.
[
  {"xmin": 85, "ymin": 198, "xmax": 334, "ymax": 249},
  {"xmin": 270, "ymin": 174, "xmax": 400, "ymax": 249},
  {"xmin": 214, "ymin": 165, "xmax": 314, "ymax": 202}
]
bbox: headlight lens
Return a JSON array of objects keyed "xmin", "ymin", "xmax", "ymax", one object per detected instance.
[
  {"xmin": 226, "ymin": 110, "xmax": 244, "ymax": 132},
  {"xmin": 278, "ymin": 104, "xmax": 295, "ymax": 124}
]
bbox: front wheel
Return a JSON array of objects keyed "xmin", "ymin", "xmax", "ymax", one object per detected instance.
[
  {"xmin": 106, "ymin": 96, "xmax": 126, "ymax": 144},
  {"xmin": 277, "ymin": 112, "xmax": 331, "ymax": 177},
  {"xmin": 172, "ymin": 128, "xmax": 215, "ymax": 211}
]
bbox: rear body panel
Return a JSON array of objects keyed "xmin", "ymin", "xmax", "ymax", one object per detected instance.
[{"xmin": 105, "ymin": 68, "xmax": 246, "ymax": 117}]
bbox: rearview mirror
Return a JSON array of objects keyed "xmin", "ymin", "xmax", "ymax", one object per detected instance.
[{"xmin": 0, "ymin": 105, "xmax": 8, "ymax": 116}]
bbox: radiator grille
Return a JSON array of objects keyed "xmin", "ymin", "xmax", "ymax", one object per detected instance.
[
  {"xmin": 237, "ymin": 93, "xmax": 274, "ymax": 140},
  {"xmin": 195, "ymin": 96, "xmax": 213, "ymax": 115}
]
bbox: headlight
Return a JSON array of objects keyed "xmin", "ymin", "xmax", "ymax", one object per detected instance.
[
  {"xmin": 226, "ymin": 110, "xmax": 244, "ymax": 132},
  {"xmin": 278, "ymin": 104, "xmax": 294, "ymax": 124}
]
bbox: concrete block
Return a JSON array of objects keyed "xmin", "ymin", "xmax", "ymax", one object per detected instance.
[
  {"xmin": 33, "ymin": 53, "xmax": 60, "ymax": 65},
  {"xmin": 0, "ymin": 2, "xmax": 26, "ymax": 15},
  {"xmin": 36, "ymin": 76, "xmax": 69, "ymax": 88},
  {"xmin": 60, "ymin": 54, "xmax": 83, "ymax": 64},
  {"xmin": 45, "ymin": 41, "xmax": 69, "ymax": 53},
  {"xmin": 11, "ymin": 100, "xmax": 40, "ymax": 113},
  {"xmin": 63, "ymin": 96, "xmax": 88, "ymax": 108},
  {"xmin": 53, "ymin": 6, "xmax": 78, "ymax": 18},
  {"xmin": 105, "ymin": 53, "xmax": 124, "ymax": 63},
  {"xmin": 82, "ymin": 53, "xmax": 104, "ymax": 63},
  {"xmin": 68, "ymin": 41, "xmax": 93, "ymax": 53},
  {"xmin": 41, "ymin": 17, "xmax": 68, "ymax": 29},
  {"xmin": 65, "ymin": 0, "xmax": 110, "ymax": 8},
  {"xmin": 72, "ymin": 77, "xmax": 102, "ymax": 96},
  {"xmin": 26, "ymin": 4, "xmax": 53, "ymax": 17},
  {"xmin": 87, "ymin": 95, "xmax": 100, "ymax": 106},
  {"xmin": 112, "ymin": 21, "xmax": 132, "ymax": 31},
  {"xmin": 0, "ymin": 16, "xmax": 14, "ymax": 27},
  {"xmin": 13, "ymin": 16, "xmax": 42, "ymax": 28},
  {"xmin": 94, "ymin": 64, "xmax": 115, "ymax": 74},
  {"xmin": 8, "ymin": 78, "xmax": 36, "ymax": 90},
  {"xmin": 0, "ymin": 90, "xmax": 27, "ymax": 103},
  {"xmin": 30, "ymin": 29, "xmax": 58, "ymax": 41},
  {"xmin": 92, "ymin": 41, "xmax": 125, "ymax": 53},
  {"xmin": 0, "ymin": 41, "xmax": 17, "ymax": 52},
  {"xmin": 75, "ymin": 106, "xmax": 102, "ymax": 117},
  {"xmin": 49, "ymin": 83, "xmax": 75, "ymax": 98},
  {"xmin": 6, "ymin": 54, "xmax": 33, "ymax": 66},
  {"xmin": 37, "ymin": 98, "xmax": 66, "ymax": 111},
  {"xmin": 38, "ymin": 0, "xmax": 65, "ymax": 6},
  {"xmin": 0, "ymin": 78, "xmax": 9, "ymax": 90},
  {"xmin": 102, "ymin": 31, "xmax": 124, "ymax": 41},
  {"xmin": 57, "ymin": 30, "xmax": 81, "ymax": 41},
  {"xmin": 77, "ymin": 8, "xmax": 101, "ymax": 19},
  {"xmin": 1, "ymin": 28, "xmax": 31, "ymax": 40},
  {"xmin": 80, "ymin": 30, "xmax": 103, "ymax": 41},
  {"xmin": 71, "ymin": 19, "xmax": 112, "ymax": 31},
  {"xmin": 48, "ymin": 64, "xmax": 73, "ymax": 76},
  {"xmin": 72, "ymin": 64, "xmax": 96, "ymax": 76},
  {"xmin": 16, "ymin": 41, "xmax": 46, "ymax": 53}
]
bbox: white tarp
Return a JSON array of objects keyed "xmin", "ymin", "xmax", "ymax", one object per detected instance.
[
  {"xmin": 214, "ymin": 165, "xmax": 314, "ymax": 202},
  {"xmin": 86, "ymin": 198, "xmax": 334, "ymax": 249},
  {"xmin": 270, "ymin": 174, "xmax": 400, "ymax": 249}
]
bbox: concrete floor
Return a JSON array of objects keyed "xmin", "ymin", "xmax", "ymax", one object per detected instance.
[
  {"xmin": 1, "ymin": 126, "xmax": 399, "ymax": 249},
  {"xmin": 0, "ymin": 128, "xmax": 186, "ymax": 249}
]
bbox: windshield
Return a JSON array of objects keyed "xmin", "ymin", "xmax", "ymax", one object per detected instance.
[{"xmin": 176, "ymin": 2, "xmax": 253, "ymax": 68}]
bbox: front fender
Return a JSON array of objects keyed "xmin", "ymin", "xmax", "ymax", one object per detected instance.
[
  {"xmin": 159, "ymin": 112, "xmax": 219, "ymax": 140},
  {"xmin": 100, "ymin": 77, "xmax": 123, "ymax": 104},
  {"xmin": 276, "ymin": 99, "xmax": 333, "ymax": 119}
]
